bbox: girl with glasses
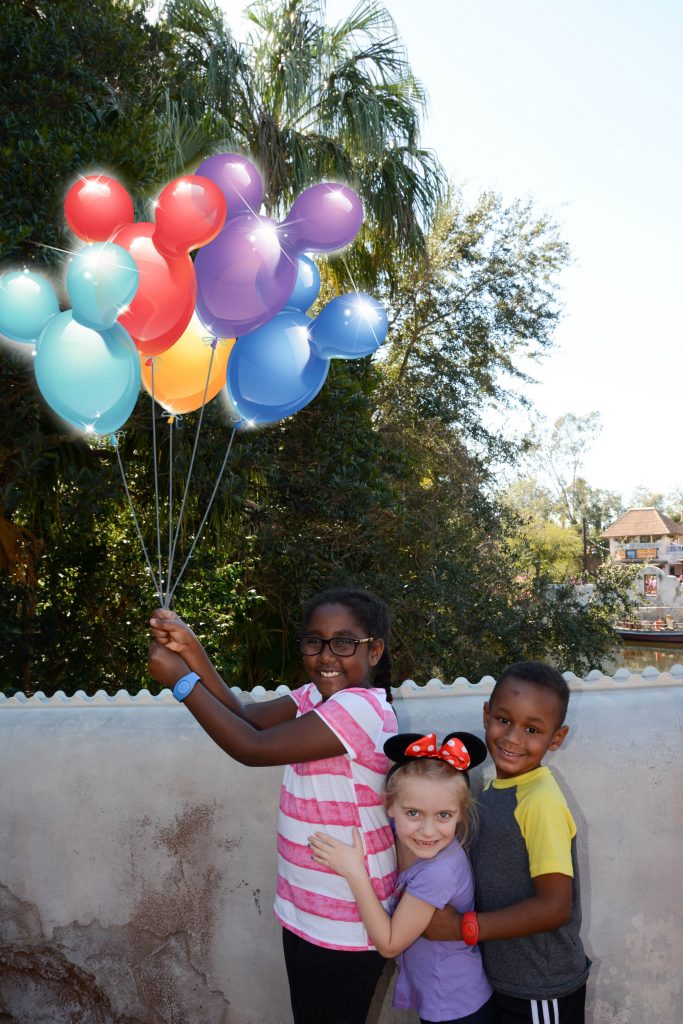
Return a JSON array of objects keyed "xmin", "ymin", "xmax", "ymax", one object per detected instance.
[{"xmin": 148, "ymin": 587, "xmax": 397, "ymax": 1024}]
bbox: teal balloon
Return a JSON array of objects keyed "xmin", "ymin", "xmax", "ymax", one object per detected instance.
[
  {"xmin": 0, "ymin": 271, "xmax": 59, "ymax": 344},
  {"xmin": 67, "ymin": 243, "xmax": 139, "ymax": 329},
  {"xmin": 309, "ymin": 292, "xmax": 388, "ymax": 360},
  {"xmin": 285, "ymin": 256, "xmax": 320, "ymax": 312},
  {"xmin": 228, "ymin": 310, "xmax": 328, "ymax": 425},
  {"xmin": 34, "ymin": 312, "xmax": 141, "ymax": 434}
]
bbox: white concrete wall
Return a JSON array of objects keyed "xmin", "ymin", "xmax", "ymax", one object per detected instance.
[{"xmin": 1, "ymin": 671, "xmax": 682, "ymax": 1023}]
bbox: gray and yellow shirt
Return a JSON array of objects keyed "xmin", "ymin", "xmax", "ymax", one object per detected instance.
[{"xmin": 472, "ymin": 766, "xmax": 590, "ymax": 1000}]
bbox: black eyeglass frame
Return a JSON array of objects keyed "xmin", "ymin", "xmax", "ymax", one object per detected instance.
[{"xmin": 298, "ymin": 636, "xmax": 376, "ymax": 657}]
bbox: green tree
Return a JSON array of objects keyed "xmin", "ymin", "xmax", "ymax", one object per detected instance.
[
  {"xmin": 628, "ymin": 486, "xmax": 683, "ymax": 522},
  {"xmin": 376, "ymin": 191, "xmax": 569, "ymax": 460},
  {"xmin": 0, "ymin": 0, "xmax": 179, "ymax": 268},
  {"xmin": 503, "ymin": 474, "xmax": 623, "ymax": 579},
  {"xmin": 533, "ymin": 412, "xmax": 602, "ymax": 527},
  {"xmin": 158, "ymin": 0, "xmax": 446, "ymax": 283},
  {"xmin": 0, "ymin": 0, "xmax": 635, "ymax": 695}
]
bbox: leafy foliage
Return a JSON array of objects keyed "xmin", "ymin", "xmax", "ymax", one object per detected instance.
[
  {"xmin": 377, "ymin": 193, "xmax": 569, "ymax": 460},
  {"xmin": 0, "ymin": 0, "xmax": 178, "ymax": 269},
  {"xmin": 0, "ymin": 0, "xmax": 634, "ymax": 696},
  {"xmin": 158, "ymin": 0, "xmax": 446, "ymax": 285}
]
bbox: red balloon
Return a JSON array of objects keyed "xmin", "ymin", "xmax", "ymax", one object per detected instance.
[
  {"xmin": 113, "ymin": 223, "xmax": 197, "ymax": 357},
  {"xmin": 154, "ymin": 176, "xmax": 227, "ymax": 256},
  {"xmin": 64, "ymin": 176, "xmax": 135, "ymax": 242},
  {"xmin": 64, "ymin": 173, "xmax": 227, "ymax": 355}
]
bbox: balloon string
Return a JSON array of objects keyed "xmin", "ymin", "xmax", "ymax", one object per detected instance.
[
  {"xmin": 114, "ymin": 443, "xmax": 163, "ymax": 604},
  {"xmin": 150, "ymin": 360, "xmax": 164, "ymax": 602},
  {"xmin": 341, "ymin": 255, "xmax": 359, "ymax": 295},
  {"xmin": 166, "ymin": 423, "xmax": 239, "ymax": 607},
  {"xmin": 166, "ymin": 417, "xmax": 174, "ymax": 604},
  {"xmin": 164, "ymin": 341, "xmax": 217, "ymax": 608}
]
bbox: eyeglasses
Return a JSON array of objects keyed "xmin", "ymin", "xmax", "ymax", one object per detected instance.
[{"xmin": 299, "ymin": 636, "xmax": 376, "ymax": 657}]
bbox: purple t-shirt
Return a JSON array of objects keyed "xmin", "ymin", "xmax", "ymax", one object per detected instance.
[{"xmin": 391, "ymin": 841, "xmax": 492, "ymax": 1020}]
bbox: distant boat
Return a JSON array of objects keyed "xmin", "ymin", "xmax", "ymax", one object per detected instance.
[{"xmin": 615, "ymin": 611, "xmax": 683, "ymax": 644}]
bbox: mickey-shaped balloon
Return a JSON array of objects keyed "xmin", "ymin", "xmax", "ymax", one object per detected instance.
[
  {"xmin": 226, "ymin": 256, "xmax": 388, "ymax": 425},
  {"xmin": 65, "ymin": 173, "xmax": 226, "ymax": 357},
  {"xmin": 0, "ymin": 244, "xmax": 141, "ymax": 434},
  {"xmin": 195, "ymin": 154, "xmax": 364, "ymax": 339}
]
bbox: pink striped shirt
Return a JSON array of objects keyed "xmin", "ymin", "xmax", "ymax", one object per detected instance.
[{"xmin": 273, "ymin": 684, "xmax": 398, "ymax": 950}]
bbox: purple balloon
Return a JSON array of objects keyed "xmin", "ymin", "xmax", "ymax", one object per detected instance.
[
  {"xmin": 196, "ymin": 154, "xmax": 263, "ymax": 216},
  {"xmin": 281, "ymin": 183, "xmax": 363, "ymax": 252},
  {"xmin": 195, "ymin": 213, "xmax": 298, "ymax": 338}
]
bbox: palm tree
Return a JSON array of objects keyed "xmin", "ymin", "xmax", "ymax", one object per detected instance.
[{"xmin": 157, "ymin": 0, "xmax": 446, "ymax": 284}]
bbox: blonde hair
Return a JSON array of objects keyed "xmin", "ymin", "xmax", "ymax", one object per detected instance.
[{"xmin": 384, "ymin": 759, "xmax": 478, "ymax": 849}]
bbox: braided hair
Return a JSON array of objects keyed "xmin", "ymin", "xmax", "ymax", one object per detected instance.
[{"xmin": 300, "ymin": 587, "xmax": 393, "ymax": 703}]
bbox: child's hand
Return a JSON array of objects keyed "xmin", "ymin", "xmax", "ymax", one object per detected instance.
[
  {"xmin": 148, "ymin": 642, "xmax": 189, "ymax": 686},
  {"xmin": 308, "ymin": 828, "xmax": 366, "ymax": 880},
  {"xmin": 149, "ymin": 609, "xmax": 200, "ymax": 655}
]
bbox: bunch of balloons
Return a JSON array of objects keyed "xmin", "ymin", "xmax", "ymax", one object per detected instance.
[
  {"xmin": 0, "ymin": 153, "xmax": 388, "ymax": 433},
  {"xmin": 0, "ymin": 154, "xmax": 389, "ymax": 604}
]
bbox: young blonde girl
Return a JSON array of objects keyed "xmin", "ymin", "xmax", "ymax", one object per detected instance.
[{"xmin": 309, "ymin": 731, "xmax": 494, "ymax": 1024}]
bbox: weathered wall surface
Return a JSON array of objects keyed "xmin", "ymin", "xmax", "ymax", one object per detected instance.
[{"xmin": 1, "ymin": 670, "xmax": 682, "ymax": 1023}]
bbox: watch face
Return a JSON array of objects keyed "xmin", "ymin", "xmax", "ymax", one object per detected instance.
[{"xmin": 174, "ymin": 675, "xmax": 196, "ymax": 700}]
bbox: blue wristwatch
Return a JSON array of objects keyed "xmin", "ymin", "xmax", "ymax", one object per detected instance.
[{"xmin": 172, "ymin": 671, "xmax": 200, "ymax": 702}]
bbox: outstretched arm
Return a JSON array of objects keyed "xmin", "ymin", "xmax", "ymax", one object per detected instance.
[
  {"xmin": 177, "ymin": 682, "xmax": 346, "ymax": 766},
  {"xmin": 423, "ymin": 873, "xmax": 572, "ymax": 941},
  {"xmin": 148, "ymin": 617, "xmax": 344, "ymax": 766},
  {"xmin": 149, "ymin": 611, "xmax": 297, "ymax": 730},
  {"xmin": 309, "ymin": 829, "xmax": 436, "ymax": 958}
]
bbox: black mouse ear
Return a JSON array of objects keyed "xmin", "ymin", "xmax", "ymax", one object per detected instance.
[
  {"xmin": 442, "ymin": 732, "xmax": 488, "ymax": 770},
  {"xmin": 383, "ymin": 733, "xmax": 424, "ymax": 764}
]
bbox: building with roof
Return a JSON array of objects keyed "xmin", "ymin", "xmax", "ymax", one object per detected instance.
[{"xmin": 601, "ymin": 507, "xmax": 683, "ymax": 574}]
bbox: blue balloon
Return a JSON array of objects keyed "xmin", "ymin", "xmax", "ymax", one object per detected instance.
[
  {"xmin": 34, "ymin": 312, "xmax": 141, "ymax": 434},
  {"xmin": 67, "ymin": 243, "xmax": 139, "ymax": 330},
  {"xmin": 0, "ymin": 270, "xmax": 59, "ymax": 344},
  {"xmin": 309, "ymin": 292, "xmax": 388, "ymax": 360},
  {"xmin": 227, "ymin": 311, "xmax": 329, "ymax": 425},
  {"xmin": 285, "ymin": 255, "xmax": 321, "ymax": 313}
]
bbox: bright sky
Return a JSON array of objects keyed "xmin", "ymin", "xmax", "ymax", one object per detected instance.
[{"xmin": 222, "ymin": 0, "xmax": 683, "ymax": 502}]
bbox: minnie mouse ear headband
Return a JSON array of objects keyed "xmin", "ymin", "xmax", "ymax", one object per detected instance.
[{"xmin": 383, "ymin": 732, "xmax": 488, "ymax": 776}]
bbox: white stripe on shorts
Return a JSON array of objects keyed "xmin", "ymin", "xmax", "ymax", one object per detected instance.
[{"xmin": 531, "ymin": 999, "xmax": 560, "ymax": 1024}]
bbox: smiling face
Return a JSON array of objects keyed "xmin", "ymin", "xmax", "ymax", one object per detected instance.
[
  {"xmin": 301, "ymin": 602, "xmax": 384, "ymax": 701},
  {"xmin": 484, "ymin": 676, "xmax": 569, "ymax": 779},
  {"xmin": 387, "ymin": 773, "xmax": 463, "ymax": 861}
]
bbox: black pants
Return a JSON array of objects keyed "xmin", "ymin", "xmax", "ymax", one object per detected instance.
[
  {"xmin": 282, "ymin": 927, "xmax": 387, "ymax": 1024},
  {"xmin": 492, "ymin": 984, "xmax": 586, "ymax": 1024}
]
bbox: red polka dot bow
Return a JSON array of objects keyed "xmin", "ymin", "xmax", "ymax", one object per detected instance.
[{"xmin": 404, "ymin": 733, "xmax": 471, "ymax": 770}]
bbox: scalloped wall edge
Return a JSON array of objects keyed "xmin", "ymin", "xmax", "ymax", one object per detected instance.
[{"xmin": 2, "ymin": 667, "xmax": 683, "ymax": 706}]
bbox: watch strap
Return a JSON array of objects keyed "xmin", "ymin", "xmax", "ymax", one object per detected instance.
[
  {"xmin": 461, "ymin": 910, "xmax": 479, "ymax": 945},
  {"xmin": 172, "ymin": 672, "xmax": 200, "ymax": 702}
]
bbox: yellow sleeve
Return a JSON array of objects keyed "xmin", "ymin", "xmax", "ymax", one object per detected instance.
[{"xmin": 514, "ymin": 775, "xmax": 576, "ymax": 878}]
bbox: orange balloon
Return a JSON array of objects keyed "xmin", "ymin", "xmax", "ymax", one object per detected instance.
[{"xmin": 140, "ymin": 313, "xmax": 234, "ymax": 414}]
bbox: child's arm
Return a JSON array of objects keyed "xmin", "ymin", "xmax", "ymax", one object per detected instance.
[
  {"xmin": 309, "ymin": 829, "xmax": 437, "ymax": 958},
  {"xmin": 423, "ymin": 873, "xmax": 572, "ymax": 941},
  {"xmin": 149, "ymin": 611, "xmax": 297, "ymax": 730},
  {"xmin": 148, "ymin": 615, "xmax": 346, "ymax": 765}
]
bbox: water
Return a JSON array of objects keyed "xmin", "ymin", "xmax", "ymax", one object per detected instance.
[{"xmin": 605, "ymin": 643, "xmax": 683, "ymax": 674}]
